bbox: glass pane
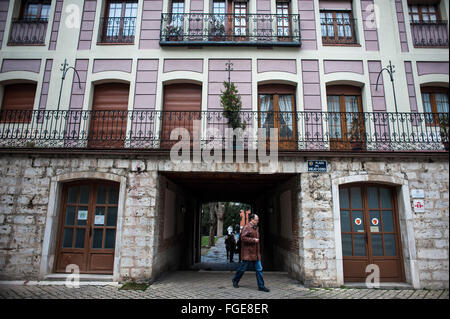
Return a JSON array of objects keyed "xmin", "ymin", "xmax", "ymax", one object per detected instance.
[
  {"xmin": 96, "ymin": 185, "xmax": 107, "ymax": 204},
  {"xmin": 384, "ymin": 234, "xmax": 397, "ymax": 256},
  {"xmin": 79, "ymin": 185, "xmax": 90, "ymax": 204},
  {"xmin": 342, "ymin": 234, "xmax": 353, "ymax": 256},
  {"xmin": 350, "ymin": 187, "xmax": 362, "ymax": 209},
  {"xmin": 107, "ymin": 207, "xmax": 117, "ymax": 227},
  {"xmin": 65, "ymin": 206, "xmax": 76, "ymax": 226},
  {"xmin": 369, "ymin": 211, "xmax": 381, "ymax": 233},
  {"xmin": 62, "ymin": 228, "xmax": 74, "ymax": 248},
  {"xmin": 380, "ymin": 188, "xmax": 392, "ymax": 208},
  {"xmin": 340, "ymin": 210, "xmax": 351, "ymax": 232},
  {"xmin": 104, "ymin": 229, "xmax": 116, "ymax": 249},
  {"xmin": 367, "ymin": 187, "xmax": 379, "ymax": 209},
  {"xmin": 352, "ymin": 211, "xmax": 365, "ymax": 233},
  {"xmin": 92, "ymin": 229, "xmax": 103, "ymax": 249},
  {"xmin": 77, "ymin": 207, "xmax": 88, "ymax": 226},
  {"xmin": 67, "ymin": 186, "xmax": 78, "ymax": 203},
  {"xmin": 382, "ymin": 210, "xmax": 394, "ymax": 232},
  {"xmin": 75, "ymin": 228, "xmax": 85, "ymax": 248},
  {"xmin": 435, "ymin": 93, "xmax": 449, "ymax": 113},
  {"xmin": 109, "ymin": 188, "xmax": 119, "ymax": 204},
  {"xmin": 95, "ymin": 207, "xmax": 106, "ymax": 226},
  {"xmin": 354, "ymin": 234, "xmax": 366, "ymax": 256},
  {"xmin": 339, "ymin": 188, "xmax": 350, "ymax": 209},
  {"xmin": 371, "ymin": 234, "xmax": 383, "ymax": 256}
]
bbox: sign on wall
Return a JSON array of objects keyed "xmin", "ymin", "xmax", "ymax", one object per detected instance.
[
  {"xmin": 307, "ymin": 160, "xmax": 327, "ymax": 172},
  {"xmin": 413, "ymin": 199, "xmax": 425, "ymax": 213}
]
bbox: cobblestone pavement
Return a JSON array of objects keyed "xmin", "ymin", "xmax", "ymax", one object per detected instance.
[{"xmin": 0, "ymin": 271, "xmax": 448, "ymax": 299}]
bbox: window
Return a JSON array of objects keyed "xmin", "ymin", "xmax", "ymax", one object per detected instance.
[
  {"xmin": 234, "ymin": 1, "xmax": 247, "ymax": 37},
  {"xmin": 21, "ymin": 0, "xmax": 51, "ymax": 21},
  {"xmin": 0, "ymin": 83, "xmax": 36, "ymax": 123},
  {"xmin": 102, "ymin": 0, "xmax": 138, "ymax": 43},
  {"xmin": 171, "ymin": 0, "xmax": 184, "ymax": 28},
  {"xmin": 320, "ymin": 10, "xmax": 356, "ymax": 44},
  {"xmin": 326, "ymin": 85, "xmax": 364, "ymax": 150},
  {"xmin": 277, "ymin": 2, "xmax": 290, "ymax": 37},
  {"xmin": 258, "ymin": 84, "xmax": 297, "ymax": 150},
  {"xmin": 409, "ymin": 4, "xmax": 439, "ymax": 23},
  {"xmin": 421, "ymin": 87, "xmax": 449, "ymax": 126}
]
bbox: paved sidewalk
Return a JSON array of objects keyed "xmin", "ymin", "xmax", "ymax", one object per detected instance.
[{"xmin": 0, "ymin": 271, "xmax": 448, "ymax": 299}]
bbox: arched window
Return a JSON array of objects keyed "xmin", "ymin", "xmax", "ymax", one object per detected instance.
[
  {"xmin": 0, "ymin": 82, "xmax": 36, "ymax": 123},
  {"xmin": 420, "ymin": 86, "xmax": 449, "ymax": 126},
  {"xmin": 88, "ymin": 82, "xmax": 130, "ymax": 148},
  {"xmin": 326, "ymin": 85, "xmax": 364, "ymax": 150},
  {"xmin": 258, "ymin": 83, "xmax": 297, "ymax": 150}
]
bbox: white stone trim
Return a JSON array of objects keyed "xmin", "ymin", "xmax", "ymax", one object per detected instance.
[
  {"xmin": 331, "ymin": 174, "xmax": 420, "ymax": 288},
  {"xmin": 40, "ymin": 171, "xmax": 127, "ymax": 282}
]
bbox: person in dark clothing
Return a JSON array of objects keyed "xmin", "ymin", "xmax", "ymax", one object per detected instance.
[
  {"xmin": 228, "ymin": 233, "xmax": 236, "ymax": 262},
  {"xmin": 232, "ymin": 214, "xmax": 270, "ymax": 292}
]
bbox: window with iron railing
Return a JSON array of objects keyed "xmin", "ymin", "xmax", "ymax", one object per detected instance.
[
  {"xmin": 408, "ymin": 3, "xmax": 448, "ymax": 47},
  {"xmin": 8, "ymin": 0, "xmax": 50, "ymax": 45},
  {"xmin": 99, "ymin": 0, "xmax": 138, "ymax": 44}
]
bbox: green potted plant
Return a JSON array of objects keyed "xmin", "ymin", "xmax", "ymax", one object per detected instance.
[
  {"xmin": 349, "ymin": 116, "xmax": 364, "ymax": 150},
  {"xmin": 165, "ymin": 25, "xmax": 183, "ymax": 41},
  {"xmin": 210, "ymin": 20, "xmax": 226, "ymax": 41},
  {"xmin": 439, "ymin": 114, "xmax": 449, "ymax": 150},
  {"xmin": 220, "ymin": 81, "xmax": 246, "ymax": 149}
]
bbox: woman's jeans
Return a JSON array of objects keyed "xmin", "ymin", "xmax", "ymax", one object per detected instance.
[{"xmin": 232, "ymin": 260, "xmax": 265, "ymax": 289}]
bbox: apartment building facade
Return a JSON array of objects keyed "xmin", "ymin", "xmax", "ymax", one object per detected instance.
[{"xmin": 0, "ymin": 0, "xmax": 448, "ymax": 289}]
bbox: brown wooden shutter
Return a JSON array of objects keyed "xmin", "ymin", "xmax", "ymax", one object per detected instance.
[
  {"xmin": 88, "ymin": 82, "xmax": 129, "ymax": 148},
  {"xmin": 1, "ymin": 83, "xmax": 36, "ymax": 123},
  {"xmin": 161, "ymin": 83, "xmax": 202, "ymax": 149}
]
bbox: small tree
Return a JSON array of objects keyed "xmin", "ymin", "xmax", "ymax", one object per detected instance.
[{"xmin": 220, "ymin": 81, "xmax": 246, "ymax": 131}]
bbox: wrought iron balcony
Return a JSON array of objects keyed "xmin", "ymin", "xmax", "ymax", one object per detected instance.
[
  {"xmin": 0, "ymin": 110, "xmax": 448, "ymax": 153},
  {"xmin": 8, "ymin": 18, "xmax": 48, "ymax": 45},
  {"xmin": 99, "ymin": 17, "xmax": 136, "ymax": 44},
  {"xmin": 410, "ymin": 20, "xmax": 448, "ymax": 47},
  {"xmin": 159, "ymin": 13, "xmax": 301, "ymax": 46}
]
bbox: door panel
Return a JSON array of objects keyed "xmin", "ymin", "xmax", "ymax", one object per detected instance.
[
  {"xmin": 55, "ymin": 181, "xmax": 119, "ymax": 274},
  {"xmin": 89, "ymin": 83, "xmax": 129, "ymax": 148},
  {"xmin": 340, "ymin": 184, "xmax": 405, "ymax": 282}
]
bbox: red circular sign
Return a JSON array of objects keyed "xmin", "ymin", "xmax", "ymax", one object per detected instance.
[
  {"xmin": 355, "ymin": 218, "xmax": 362, "ymax": 226},
  {"xmin": 372, "ymin": 218, "xmax": 379, "ymax": 225}
]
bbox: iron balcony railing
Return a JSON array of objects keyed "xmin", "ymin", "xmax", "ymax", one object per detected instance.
[
  {"xmin": 160, "ymin": 13, "xmax": 301, "ymax": 46},
  {"xmin": 410, "ymin": 20, "xmax": 448, "ymax": 47},
  {"xmin": 320, "ymin": 17, "xmax": 358, "ymax": 45},
  {"xmin": 8, "ymin": 18, "xmax": 48, "ymax": 45},
  {"xmin": 0, "ymin": 110, "xmax": 448, "ymax": 152},
  {"xmin": 99, "ymin": 17, "xmax": 136, "ymax": 44}
]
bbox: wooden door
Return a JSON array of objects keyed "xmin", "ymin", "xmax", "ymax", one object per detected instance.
[
  {"xmin": 258, "ymin": 84, "xmax": 297, "ymax": 150},
  {"xmin": 55, "ymin": 181, "xmax": 120, "ymax": 274},
  {"xmin": 88, "ymin": 83, "xmax": 129, "ymax": 148},
  {"xmin": 161, "ymin": 83, "xmax": 202, "ymax": 149},
  {"xmin": 327, "ymin": 85, "xmax": 365, "ymax": 150},
  {"xmin": 339, "ymin": 184, "xmax": 405, "ymax": 282}
]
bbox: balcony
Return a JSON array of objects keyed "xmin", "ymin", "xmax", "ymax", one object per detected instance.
[
  {"xmin": 98, "ymin": 17, "xmax": 136, "ymax": 44},
  {"xmin": 0, "ymin": 110, "xmax": 448, "ymax": 153},
  {"xmin": 410, "ymin": 20, "xmax": 448, "ymax": 47},
  {"xmin": 159, "ymin": 13, "xmax": 301, "ymax": 47},
  {"xmin": 7, "ymin": 18, "xmax": 48, "ymax": 45}
]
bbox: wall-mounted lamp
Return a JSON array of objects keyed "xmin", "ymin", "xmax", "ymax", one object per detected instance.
[{"xmin": 181, "ymin": 205, "xmax": 186, "ymax": 214}]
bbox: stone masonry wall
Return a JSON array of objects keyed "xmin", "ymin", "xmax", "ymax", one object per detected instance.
[{"xmin": 0, "ymin": 154, "xmax": 448, "ymax": 288}]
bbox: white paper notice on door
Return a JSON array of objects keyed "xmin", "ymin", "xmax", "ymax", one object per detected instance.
[
  {"xmin": 77, "ymin": 210, "xmax": 88, "ymax": 220},
  {"xmin": 94, "ymin": 215, "xmax": 105, "ymax": 225}
]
